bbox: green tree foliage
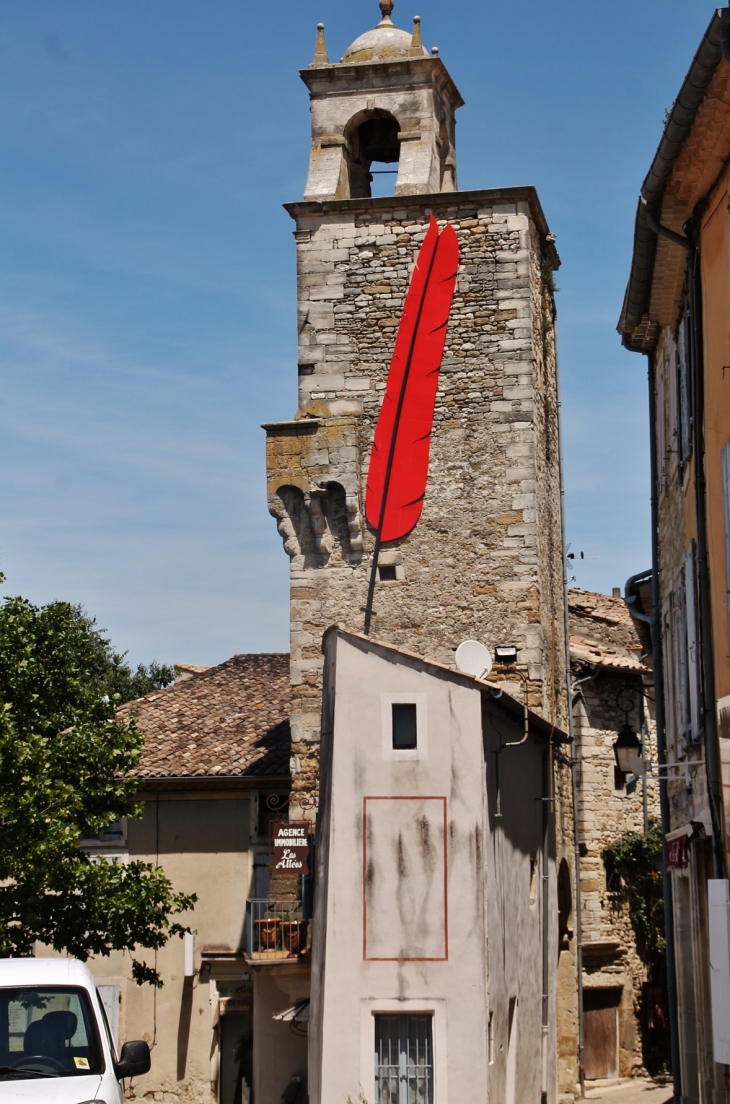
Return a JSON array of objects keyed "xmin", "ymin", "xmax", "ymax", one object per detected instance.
[
  {"xmin": 52, "ymin": 605, "xmax": 175, "ymax": 704},
  {"xmin": 0, "ymin": 586, "xmax": 194, "ymax": 985},
  {"xmin": 603, "ymin": 817, "xmax": 665, "ymax": 976}
]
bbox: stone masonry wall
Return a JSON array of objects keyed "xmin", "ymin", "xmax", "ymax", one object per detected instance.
[
  {"xmin": 570, "ymin": 594, "xmax": 661, "ymax": 1078},
  {"xmin": 265, "ymin": 188, "xmax": 566, "ymax": 801}
]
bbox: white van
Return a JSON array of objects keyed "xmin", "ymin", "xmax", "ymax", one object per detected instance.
[{"xmin": 0, "ymin": 958, "xmax": 150, "ymax": 1102}]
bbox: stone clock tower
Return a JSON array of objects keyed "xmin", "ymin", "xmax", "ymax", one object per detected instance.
[{"xmin": 264, "ymin": 0, "xmax": 566, "ymax": 801}]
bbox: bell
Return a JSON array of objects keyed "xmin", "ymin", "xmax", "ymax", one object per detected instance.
[{"xmin": 358, "ymin": 116, "xmax": 400, "ymax": 164}]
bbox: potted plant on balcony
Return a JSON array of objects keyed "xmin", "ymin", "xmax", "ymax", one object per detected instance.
[
  {"xmin": 280, "ymin": 916, "xmax": 304, "ymax": 957},
  {"xmin": 254, "ymin": 915, "xmax": 281, "ymax": 951}
]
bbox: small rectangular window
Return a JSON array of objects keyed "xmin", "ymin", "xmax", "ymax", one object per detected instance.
[
  {"xmin": 79, "ymin": 818, "xmax": 127, "ymax": 851},
  {"xmin": 374, "ymin": 1014, "xmax": 433, "ymax": 1104},
  {"xmin": 379, "ymin": 565, "xmax": 397, "ymax": 581},
  {"xmin": 392, "ymin": 703, "xmax": 417, "ymax": 749}
]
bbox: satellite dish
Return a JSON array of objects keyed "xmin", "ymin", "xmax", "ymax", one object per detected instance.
[{"xmin": 455, "ymin": 640, "xmax": 493, "ymax": 680}]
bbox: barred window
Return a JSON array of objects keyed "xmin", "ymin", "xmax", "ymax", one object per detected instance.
[{"xmin": 374, "ymin": 1014, "xmax": 433, "ymax": 1104}]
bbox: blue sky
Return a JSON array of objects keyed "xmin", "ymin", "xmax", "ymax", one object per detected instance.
[{"xmin": 0, "ymin": 1, "xmax": 713, "ymax": 665}]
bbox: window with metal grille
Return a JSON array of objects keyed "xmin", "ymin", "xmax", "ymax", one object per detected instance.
[{"xmin": 374, "ymin": 1014, "xmax": 433, "ymax": 1104}]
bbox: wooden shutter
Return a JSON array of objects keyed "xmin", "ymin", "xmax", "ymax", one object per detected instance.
[
  {"xmin": 662, "ymin": 605, "xmax": 676, "ymax": 761},
  {"xmin": 678, "ymin": 310, "xmax": 692, "ymax": 464},
  {"xmin": 668, "ymin": 338, "xmax": 678, "ymax": 464},
  {"xmin": 685, "ymin": 543, "xmax": 700, "ymax": 744},
  {"xmin": 657, "ymin": 363, "xmax": 666, "ymax": 494},
  {"xmin": 670, "ymin": 582, "xmax": 689, "ymax": 754},
  {"xmin": 721, "ymin": 440, "xmax": 730, "ymax": 661}
]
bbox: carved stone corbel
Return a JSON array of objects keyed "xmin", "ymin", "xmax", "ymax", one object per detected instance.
[
  {"xmin": 344, "ymin": 491, "xmax": 363, "ymax": 552},
  {"xmin": 268, "ymin": 495, "xmax": 301, "ymax": 559},
  {"xmin": 305, "ymin": 490, "xmax": 333, "ymax": 555}
]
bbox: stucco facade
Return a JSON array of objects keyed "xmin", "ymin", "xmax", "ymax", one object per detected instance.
[
  {"xmin": 311, "ymin": 628, "xmax": 560, "ymax": 1104},
  {"xmin": 618, "ymin": 10, "xmax": 730, "ymax": 1101}
]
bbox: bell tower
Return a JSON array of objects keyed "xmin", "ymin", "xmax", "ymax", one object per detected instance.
[
  {"xmin": 264, "ymin": 2, "xmax": 566, "ymax": 809},
  {"xmin": 302, "ymin": 0, "xmax": 461, "ymax": 201}
]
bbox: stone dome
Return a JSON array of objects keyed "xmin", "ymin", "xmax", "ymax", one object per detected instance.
[{"xmin": 341, "ymin": 1, "xmax": 428, "ymax": 64}]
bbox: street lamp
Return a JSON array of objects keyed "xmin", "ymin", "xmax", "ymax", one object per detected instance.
[{"xmin": 613, "ymin": 721, "xmax": 642, "ymax": 775}]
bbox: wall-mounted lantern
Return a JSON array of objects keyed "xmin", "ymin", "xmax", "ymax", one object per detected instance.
[{"xmin": 613, "ymin": 722, "xmax": 642, "ymax": 775}]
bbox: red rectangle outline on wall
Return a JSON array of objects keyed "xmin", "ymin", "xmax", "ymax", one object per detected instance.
[{"xmin": 362, "ymin": 795, "xmax": 448, "ymax": 962}]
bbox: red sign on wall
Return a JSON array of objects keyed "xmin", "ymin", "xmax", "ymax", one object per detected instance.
[{"xmin": 666, "ymin": 833, "xmax": 689, "ymax": 870}]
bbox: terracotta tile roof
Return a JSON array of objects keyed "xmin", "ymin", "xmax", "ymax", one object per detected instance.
[
  {"xmin": 569, "ymin": 636, "xmax": 648, "ymax": 673},
  {"xmin": 568, "ymin": 589, "xmax": 650, "ymax": 673},
  {"xmin": 119, "ymin": 654, "xmax": 291, "ymax": 780},
  {"xmin": 568, "ymin": 590, "xmax": 634, "ymax": 627}
]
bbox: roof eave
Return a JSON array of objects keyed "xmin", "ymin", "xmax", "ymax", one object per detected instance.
[
  {"xmin": 618, "ymin": 9, "xmax": 724, "ymax": 342},
  {"xmin": 327, "ymin": 625, "xmax": 568, "ymax": 744}
]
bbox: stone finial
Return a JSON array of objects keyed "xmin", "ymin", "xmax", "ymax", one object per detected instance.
[
  {"xmin": 431, "ymin": 45, "xmax": 439, "ymax": 56},
  {"xmin": 377, "ymin": 0, "xmax": 395, "ymax": 27},
  {"xmin": 310, "ymin": 23, "xmax": 329, "ymax": 67},
  {"xmin": 409, "ymin": 15, "xmax": 423, "ymax": 55}
]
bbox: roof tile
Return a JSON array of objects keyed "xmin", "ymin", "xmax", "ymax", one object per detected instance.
[{"xmin": 119, "ymin": 654, "xmax": 291, "ymax": 780}]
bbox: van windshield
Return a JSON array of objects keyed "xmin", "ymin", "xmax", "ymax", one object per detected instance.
[{"xmin": 0, "ymin": 986, "xmax": 104, "ymax": 1080}]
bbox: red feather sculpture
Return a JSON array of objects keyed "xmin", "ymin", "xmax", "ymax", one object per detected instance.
[{"xmin": 363, "ymin": 215, "xmax": 459, "ymax": 632}]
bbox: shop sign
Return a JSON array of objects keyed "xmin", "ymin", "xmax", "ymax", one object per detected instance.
[
  {"xmin": 666, "ymin": 832, "xmax": 689, "ymax": 869},
  {"xmin": 271, "ymin": 821, "xmax": 312, "ymax": 875},
  {"xmin": 219, "ymin": 998, "xmax": 251, "ymax": 1018}
]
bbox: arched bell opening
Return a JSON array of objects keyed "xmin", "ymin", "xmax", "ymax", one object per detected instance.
[{"xmin": 345, "ymin": 109, "xmax": 401, "ymax": 199}]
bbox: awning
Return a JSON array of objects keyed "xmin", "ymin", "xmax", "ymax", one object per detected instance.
[
  {"xmin": 665, "ymin": 808, "xmax": 712, "ymax": 843},
  {"xmin": 273, "ymin": 999, "xmax": 310, "ymax": 1023}
]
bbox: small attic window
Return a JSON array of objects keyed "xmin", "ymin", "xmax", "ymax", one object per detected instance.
[{"xmin": 392, "ymin": 703, "xmax": 417, "ymax": 749}]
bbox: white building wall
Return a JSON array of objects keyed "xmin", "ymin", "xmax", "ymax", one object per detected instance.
[{"xmin": 310, "ymin": 633, "xmax": 489, "ymax": 1104}]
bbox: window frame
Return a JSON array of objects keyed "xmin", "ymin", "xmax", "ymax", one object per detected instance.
[
  {"xmin": 673, "ymin": 575, "xmax": 690, "ymax": 753},
  {"xmin": 684, "ymin": 542, "xmax": 703, "ymax": 746},
  {"xmin": 391, "ymin": 703, "xmax": 418, "ymax": 750},
  {"xmin": 373, "ymin": 1012, "xmax": 434, "ymax": 1104},
  {"xmin": 380, "ymin": 694, "xmax": 428, "ymax": 762},
  {"xmin": 360, "ymin": 1000, "xmax": 446, "ymax": 1104},
  {"xmin": 677, "ymin": 306, "xmax": 693, "ymax": 469}
]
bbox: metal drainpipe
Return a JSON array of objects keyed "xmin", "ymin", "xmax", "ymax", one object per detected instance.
[
  {"xmin": 643, "ymin": 350, "xmax": 682, "ymax": 1104},
  {"xmin": 688, "ymin": 239, "xmax": 727, "ymax": 881},
  {"xmin": 541, "ymin": 743, "xmax": 551, "ymax": 1104},
  {"xmin": 554, "ymin": 324, "xmax": 585, "ymax": 1098}
]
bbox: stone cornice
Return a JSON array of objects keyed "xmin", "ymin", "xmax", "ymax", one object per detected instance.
[
  {"xmin": 284, "ymin": 186, "xmax": 561, "ymax": 270},
  {"xmin": 300, "ymin": 55, "xmax": 464, "ymax": 111}
]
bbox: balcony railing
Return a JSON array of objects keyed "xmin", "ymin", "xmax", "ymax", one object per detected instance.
[{"xmin": 245, "ymin": 899, "xmax": 310, "ymax": 961}]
